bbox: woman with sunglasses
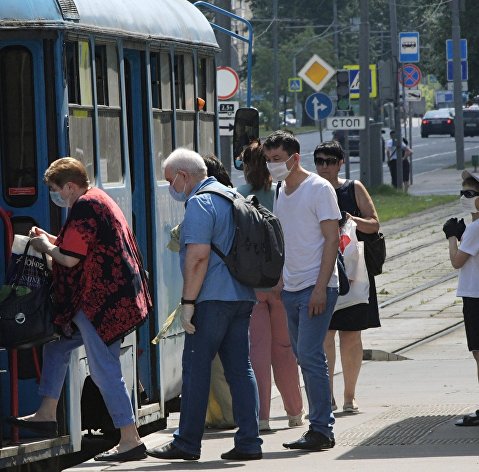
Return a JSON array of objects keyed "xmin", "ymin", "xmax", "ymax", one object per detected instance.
[
  {"xmin": 314, "ymin": 141, "xmax": 381, "ymax": 414},
  {"xmin": 236, "ymin": 139, "xmax": 304, "ymax": 431},
  {"xmin": 443, "ymin": 170, "xmax": 479, "ymax": 426}
]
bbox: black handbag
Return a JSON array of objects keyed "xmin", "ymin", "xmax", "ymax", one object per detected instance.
[
  {"xmin": 357, "ymin": 231, "xmax": 386, "ymax": 277},
  {"xmin": 0, "ymin": 241, "xmax": 59, "ymax": 349},
  {"xmin": 337, "ymin": 250, "xmax": 350, "ymax": 296}
]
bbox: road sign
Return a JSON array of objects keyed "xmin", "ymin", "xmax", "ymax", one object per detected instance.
[
  {"xmin": 447, "ymin": 81, "xmax": 468, "ymax": 92},
  {"xmin": 298, "ymin": 54, "xmax": 336, "ymax": 92},
  {"xmin": 447, "ymin": 60, "xmax": 468, "ymax": 81},
  {"xmin": 399, "ymin": 32, "xmax": 420, "ymax": 63},
  {"xmin": 446, "ymin": 39, "xmax": 467, "ymax": 61},
  {"xmin": 326, "ymin": 116, "xmax": 365, "ymax": 131},
  {"xmin": 217, "ymin": 66, "xmax": 239, "ymax": 100},
  {"xmin": 404, "ymin": 89, "xmax": 422, "ymax": 101},
  {"xmin": 344, "ymin": 64, "xmax": 377, "ymax": 98},
  {"xmin": 218, "ymin": 100, "xmax": 238, "ymax": 136},
  {"xmin": 398, "ymin": 64, "xmax": 422, "ymax": 88},
  {"xmin": 305, "ymin": 92, "xmax": 333, "ymax": 121},
  {"xmin": 288, "ymin": 77, "xmax": 302, "ymax": 93}
]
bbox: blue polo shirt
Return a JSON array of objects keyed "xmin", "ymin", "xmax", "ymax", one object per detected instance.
[{"xmin": 179, "ymin": 177, "xmax": 255, "ymax": 304}]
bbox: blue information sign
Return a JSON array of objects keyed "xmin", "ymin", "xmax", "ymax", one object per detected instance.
[
  {"xmin": 305, "ymin": 93, "xmax": 333, "ymax": 121},
  {"xmin": 446, "ymin": 39, "xmax": 467, "ymax": 61},
  {"xmin": 447, "ymin": 60, "xmax": 468, "ymax": 81},
  {"xmin": 399, "ymin": 32, "xmax": 420, "ymax": 63}
]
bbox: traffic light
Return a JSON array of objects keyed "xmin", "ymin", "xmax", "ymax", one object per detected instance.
[{"xmin": 336, "ymin": 70, "xmax": 350, "ymax": 111}]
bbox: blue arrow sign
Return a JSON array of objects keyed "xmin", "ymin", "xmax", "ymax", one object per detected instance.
[
  {"xmin": 446, "ymin": 39, "xmax": 467, "ymax": 61},
  {"xmin": 447, "ymin": 60, "xmax": 468, "ymax": 81},
  {"xmin": 305, "ymin": 92, "xmax": 333, "ymax": 121}
]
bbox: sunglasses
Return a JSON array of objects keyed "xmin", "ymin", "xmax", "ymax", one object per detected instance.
[
  {"xmin": 314, "ymin": 157, "xmax": 338, "ymax": 167},
  {"xmin": 460, "ymin": 190, "xmax": 479, "ymax": 198}
]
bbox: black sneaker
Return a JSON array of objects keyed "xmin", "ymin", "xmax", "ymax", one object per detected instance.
[{"xmin": 283, "ymin": 429, "xmax": 335, "ymax": 451}]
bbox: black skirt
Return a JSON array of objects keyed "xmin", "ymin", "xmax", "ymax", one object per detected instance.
[{"xmin": 329, "ymin": 274, "xmax": 380, "ymax": 331}]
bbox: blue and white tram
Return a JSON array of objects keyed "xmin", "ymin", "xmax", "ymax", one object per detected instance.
[{"xmin": 0, "ymin": 0, "xmax": 220, "ymax": 468}]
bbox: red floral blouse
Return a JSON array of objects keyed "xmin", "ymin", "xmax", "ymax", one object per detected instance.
[{"xmin": 53, "ymin": 187, "xmax": 152, "ymax": 344}]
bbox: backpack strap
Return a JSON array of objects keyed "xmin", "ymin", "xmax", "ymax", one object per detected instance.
[
  {"xmin": 195, "ymin": 185, "xmax": 240, "ymax": 260},
  {"xmin": 275, "ymin": 181, "xmax": 282, "ymax": 200}
]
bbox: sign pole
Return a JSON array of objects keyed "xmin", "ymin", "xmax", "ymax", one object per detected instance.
[{"xmin": 409, "ymin": 101, "xmax": 413, "ymax": 185}]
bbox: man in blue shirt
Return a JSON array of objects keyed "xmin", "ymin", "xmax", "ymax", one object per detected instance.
[{"xmin": 147, "ymin": 148, "xmax": 262, "ymax": 462}]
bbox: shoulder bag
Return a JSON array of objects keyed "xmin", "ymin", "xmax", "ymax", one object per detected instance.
[{"xmin": 0, "ymin": 240, "xmax": 59, "ymax": 349}]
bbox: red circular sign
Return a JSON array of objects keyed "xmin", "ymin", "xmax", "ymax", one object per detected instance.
[
  {"xmin": 217, "ymin": 66, "xmax": 240, "ymax": 100},
  {"xmin": 398, "ymin": 64, "xmax": 422, "ymax": 88}
]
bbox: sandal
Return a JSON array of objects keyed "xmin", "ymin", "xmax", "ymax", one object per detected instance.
[{"xmin": 455, "ymin": 410, "xmax": 479, "ymax": 426}]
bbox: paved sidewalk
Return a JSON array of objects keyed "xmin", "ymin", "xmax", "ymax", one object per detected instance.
[{"xmin": 68, "ymin": 167, "xmax": 479, "ymax": 471}]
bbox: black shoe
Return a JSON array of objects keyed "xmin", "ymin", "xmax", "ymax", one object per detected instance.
[
  {"xmin": 221, "ymin": 448, "xmax": 263, "ymax": 461},
  {"xmin": 146, "ymin": 442, "xmax": 200, "ymax": 461},
  {"xmin": 283, "ymin": 429, "xmax": 335, "ymax": 451},
  {"xmin": 6, "ymin": 417, "xmax": 58, "ymax": 438},
  {"xmin": 94, "ymin": 443, "xmax": 147, "ymax": 462}
]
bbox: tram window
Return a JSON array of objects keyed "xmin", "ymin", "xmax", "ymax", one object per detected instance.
[
  {"xmin": 66, "ymin": 40, "xmax": 94, "ymax": 182},
  {"xmin": 153, "ymin": 111, "xmax": 173, "ymax": 181},
  {"xmin": 96, "ymin": 43, "xmax": 122, "ymax": 183},
  {"xmin": 95, "ymin": 45, "xmax": 108, "ymax": 106},
  {"xmin": 0, "ymin": 46, "xmax": 37, "ymax": 207},
  {"xmin": 160, "ymin": 52, "xmax": 172, "ymax": 110},
  {"xmin": 174, "ymin": 54, "xmax": 185, "ymax": 110},
  {"xmin": 198, "ymin": 57, "xmax": 207, "ymax": 112},
  {"xmin": 184, "ymin": 54, "xmax": 194, "ymax": 111},
  {"xmin": 151, "ymin": 52, "xmax": 172, "ymax": 111}
]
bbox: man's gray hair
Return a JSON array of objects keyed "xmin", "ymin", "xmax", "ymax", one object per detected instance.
[{"xmin": 163, "ymin": 148, "xmax": 207, "ymax": 177}]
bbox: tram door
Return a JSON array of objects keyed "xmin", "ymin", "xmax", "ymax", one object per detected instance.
[
  {"xmin": 123, "ymin": 50, "xmax": 155, "ymax": 402},
  {"xmin": 0, "ymin": 41, "xmax": 52, "ymax": 280},
  {"xmin": 0, "ymin": 40, "xmax": 54, "ymax": 420}
]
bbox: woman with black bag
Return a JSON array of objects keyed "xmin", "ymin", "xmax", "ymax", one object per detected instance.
[
  {"xmin": 315, "ymin": 141, "xmax": 381, "ymax": 414},
  {"xmin": 6, "ymin": 158, "xmax": 152, "ymax": 462}
]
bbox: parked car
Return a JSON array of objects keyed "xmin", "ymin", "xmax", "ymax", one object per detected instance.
[
  {"xmin": 463, "ymin": 108, "xmax": 479, "ymax": 137},
  {"xmin": 420, "ymin": 109, "xmax": 455, "ymax": 138}
]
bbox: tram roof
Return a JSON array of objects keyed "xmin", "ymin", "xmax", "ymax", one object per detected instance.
[{"xmin": 0, "ymin": 0, "xmax": 218, "ymax": 48}]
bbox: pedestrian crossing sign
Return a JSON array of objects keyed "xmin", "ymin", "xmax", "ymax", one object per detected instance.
[{"xmin": 288, "ymin": 77, "xmax": 303, "ymax": 93}]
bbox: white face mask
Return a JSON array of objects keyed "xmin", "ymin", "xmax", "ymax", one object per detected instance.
[
  {"xmin": 460, "ymin": 195, "xmax": 479, "ymax": 213},
  {"xmin": 50, "ymin": 191, "xmax": 69, "ymax": 208},
  {"xmin": 267, "ymin": 154, "xmax": 294, "ymax": 181}
]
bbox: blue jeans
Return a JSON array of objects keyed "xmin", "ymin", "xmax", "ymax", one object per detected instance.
[
  {"xmin": 173, "ymin": 300, "xmax": 262, "ymax": 456},
  {"xmin": 38, "ymin": 310, "xmax": 135, "ymax": 428},
  {"xmin": 281, "ymin": 286, "xmax": 338, "ymax": 438}
]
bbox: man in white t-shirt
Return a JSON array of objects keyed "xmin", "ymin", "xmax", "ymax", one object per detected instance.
[
  {"xmin": 263, "ymin": 131, "xmax": 341, "ymax": 450},
  {"xmin": 443, "ymin": 169, "xmax": 479, "ymax": 426}
]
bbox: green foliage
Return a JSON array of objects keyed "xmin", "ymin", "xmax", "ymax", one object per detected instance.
[{"xmin": 369, "ymin": 185, "xmax": 456, "ymax": 223}]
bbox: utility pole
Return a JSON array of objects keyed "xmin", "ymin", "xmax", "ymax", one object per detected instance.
[
  {"xmin": 333, "ymin": 0, "xmax": 339, "ymax": 65},
  {"xmin": 452, "ymin": 0, "xmax": 465, "ymax": 169},
  {"xmin": 272, "ymin": 0, "xmax": 279, "ymax": 130},
  {"xmin": 214, "ymin": 0, "xmax": 232, "ymax": 173},
  {"xmin": 359, "ymin": 0, "xmax": 370, "ymax": 186},
  {"xmin": 389, "ymin": 0, "xmax": 403, "ymax": 189}
]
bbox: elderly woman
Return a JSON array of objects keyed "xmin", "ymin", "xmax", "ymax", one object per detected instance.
[
  {"xmin": 7, "ymin": 157, "xmax": 151, "ymax": 462},
  {"xmin": 314, "ymin": 141, "xmax": 381, "ymax": 414}
]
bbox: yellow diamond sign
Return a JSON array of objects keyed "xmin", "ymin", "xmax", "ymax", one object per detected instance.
[{"xmin": 298, "ymin": 54, "xmax": 336, "ymax": 92}]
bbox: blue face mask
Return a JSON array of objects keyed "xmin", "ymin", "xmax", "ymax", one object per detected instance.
[
  {"xmin": 168, "ymin": 173, "xmax": 187, "ymax": 202},
  {"xmin": 49, "ymin": 191, "xmax": 69, "ymax": 208}
]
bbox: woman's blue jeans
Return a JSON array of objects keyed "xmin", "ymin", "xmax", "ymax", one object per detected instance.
[
  {"xmin": 281, "ymin": 286, "xmax": 338, "ymax": 438},
  {"xmin": 38, "ymin": 310, "xmax": 135, "ymax": 428},
  {"xmin": 173, "ymin": 300, "xmax": 262, "ymax": 456}
]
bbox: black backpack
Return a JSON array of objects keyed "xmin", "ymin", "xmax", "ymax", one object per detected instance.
[{"xmin": 196, "ymin": 186, "xmax": 285, "ymax": 288}]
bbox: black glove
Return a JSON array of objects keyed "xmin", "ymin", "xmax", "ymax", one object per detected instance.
[
  {"xmin": 456, "ymin": 218, "xmax": 466, "ymax": 240},
  {"xmin": 443, "ymin": 217, "xmax": 459, "ymax": 239}
]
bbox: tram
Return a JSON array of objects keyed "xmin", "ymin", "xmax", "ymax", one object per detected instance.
[{"xmin": 0, "ymin": 0, "xmax": 225, "ymax": 468}]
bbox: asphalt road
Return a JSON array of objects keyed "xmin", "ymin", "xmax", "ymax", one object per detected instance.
[{"xmin": 230, "ymin": 126, "xmax": 479, "ymax": 187}]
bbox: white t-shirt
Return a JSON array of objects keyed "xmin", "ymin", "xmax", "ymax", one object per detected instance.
[
  {"xmin": 457, "ymin": 219, "xmax": 479, "ymax": 298},
  {"xmin": 386, "ymin": 138, "xmax": 408, "ymax": 161},
  {"xmin": 275, "ymin": 173, "xmax": 342, "ymax": 292}
]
